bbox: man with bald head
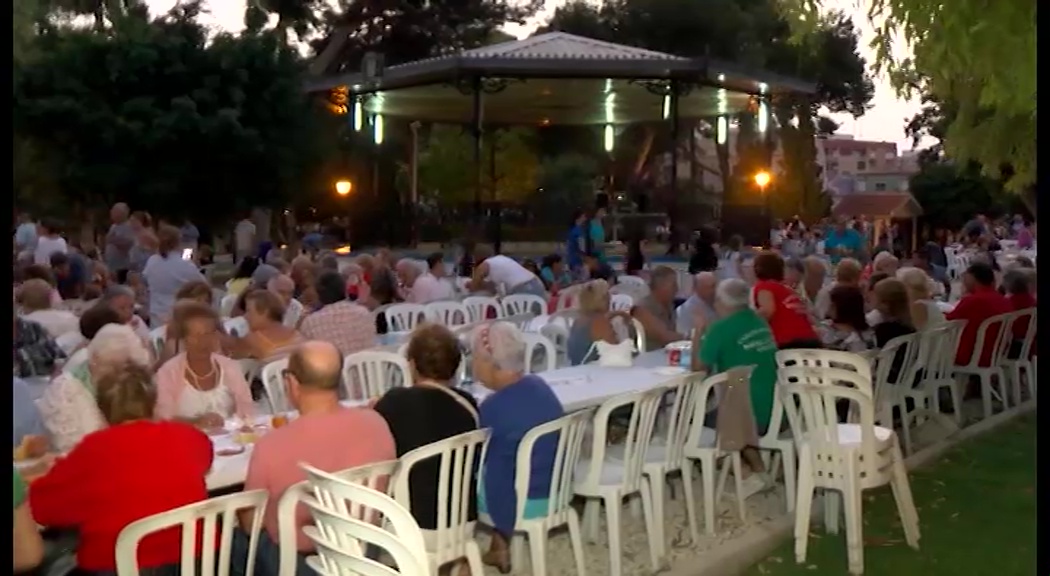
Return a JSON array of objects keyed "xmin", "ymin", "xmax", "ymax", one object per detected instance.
[
  {"xmin": 675, "ymin": 271, "xmax": 719, "ymax": 334},
  {"xmin": 237, "ymin": 340, "xmax": 396, "ymax": 575},
  {"xmin": 104, "ymin": 202, "xmax": 135, "ymax": 284}
]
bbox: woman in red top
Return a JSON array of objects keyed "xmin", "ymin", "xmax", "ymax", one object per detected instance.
[
  {"xmin": 29, "ymin": 363, "xmax": 213, "ymax": 575},
  {"xmin": 752, "ymin": 251, "xmax": 821, "ymax": 349}
]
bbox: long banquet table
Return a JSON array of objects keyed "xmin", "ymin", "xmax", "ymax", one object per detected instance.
[{"xmin": 205, "ymin": 350, "xmax": 684, "ymax": 490}]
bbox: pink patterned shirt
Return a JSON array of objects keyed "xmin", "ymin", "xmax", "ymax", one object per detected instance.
[{"xmin": 298, "ymin": 301, "xmax": 377, "ymax": 356}]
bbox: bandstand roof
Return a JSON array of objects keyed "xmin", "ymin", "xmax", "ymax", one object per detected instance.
[{"xmin": 305, "ymin": 32, "xmax": 816, "ymax": 126}]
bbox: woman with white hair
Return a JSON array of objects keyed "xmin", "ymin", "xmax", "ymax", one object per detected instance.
[
  {"xmin": 690, "ymin": 278, "xmax": 778, "ymax": 498},
  {"xmin": 37, "ymin": 323, "xmax": 152, "ymax": 452},
  {"xmin": 472, "ymin": 321, "xmax": 564, "ymax": 572},
  {"xmin": 896, "ymin": 266, "xmax": 946, "ymax": 330}
]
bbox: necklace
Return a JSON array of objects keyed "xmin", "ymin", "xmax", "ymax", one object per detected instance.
[{"xmin": 186, "ymin": 359, "xmax": 217, "ymax": 390}]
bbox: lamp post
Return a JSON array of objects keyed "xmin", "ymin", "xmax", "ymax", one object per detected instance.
[{"xmin": 335, "ymin": 180, "xmax": 352, "ymax": 196}]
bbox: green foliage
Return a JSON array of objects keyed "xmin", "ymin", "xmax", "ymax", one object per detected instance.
[
  {"xmin": 416, "ymin": 126, "xmax": 539, "ymax": 204},
  {"xmin": 535, "ymin": 154, "xmax": 601, "ymax": 214},
  {"xmin": 13, "ymin": 1, "xmax": 328, "ymax": 228},
  {"xmin": 909, "ymin": 162, "xmax": 1016, "ymax": 231},
  {"xmin": 778, "ymin": 0, "xmax": 1036, "ymax": 191}
]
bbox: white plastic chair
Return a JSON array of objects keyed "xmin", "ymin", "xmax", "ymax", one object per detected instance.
[
  {"xmin": 424, "ymin": 301, "xmax": 471, "ymax": 328},
  {"xmin": 480, "ymin": 409, "xmax": 594, "ymax": 576},
  {"xmin": 522, "ymin": 332, "xmax": 556, "ymax": 374},
  {"xmin": 462, "ymin": 296, "xmax": 502, "ymax": 323},
  {"xmin": 609, "ymin": 293, "xmax": 633, "ymax": 312},
  {"xmin": 303, "ymin": 487, "xmax": 429, "ymax": 576},
  {"xmin": 278, "ymin": 461, "xmax": 399, "ymax": 576},
  {"xmin": 574, "ymin": 387, "xmax": 666, "ymax": 576},
  {"xmin": 219, "ymin": 293, "xmax": 239, "ymax": 318},
  {"xmin": 680, "ymin": 369, "xmax": 754, "ymax": 539},
  {"xmin": 780, "ymin": 365, "xmax": 920, "ymax": 575},
  {"xmin": 871, "ymin": 333, "xmax": 919, "ymax": 454},
  {"xmin": 390, "ymin": 429, "xmax": 491, "ymax": 576},
  {"xmin": 342, "ymin": 350, "xmax": 412, "ymax": 401},
  {"xmin": 260, "ymin": 357, "xmax": 290, "ymax": 414},
  {"xmin": 283, "ymin": 299, "xmax": 304, "ymax": 328},
  {"xmin": 501, "ymin": 294, "xmax": 547, "ymax": 317},
  {"xmin": 905, "ymin": 320, "xmax": 965, "ymax": 426},
  {"xmin": 554, "ymin": 284, "xmax": 584, "ymax": 311},
  {"xmin": 224, "ymin": 316, "xmax": 249, "ymax": 338},
  {"xmin": 610, "ymin": 317, "xmax": 647, "ymax": 353},
  {"xmin": 617, "ymin": 276, "xmax": 647, "ymax": 290},
  {"xmin": 539, "ymin": 323, "xmax": 569, "ymax": 368},
  {"xmin": 1001, "ymin": 307, "xmax": 1037, "ymax": 405},
  {"xmin": 381, "ymin": 303, "xmax": 428, "ymax": 333},
  {"xmin": 952, "ymin": 311, "xmax": 1014, "ymax": 419},
  {"xmin": 114, "ymin": 489, "xmax": 269, "ymax": 576}
]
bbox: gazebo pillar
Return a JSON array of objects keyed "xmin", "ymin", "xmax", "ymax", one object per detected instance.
[
  {"xmin": 470, "ymin": 77, "xmax": 485, "ymax": 230},
  {"xmin": 668, "ymin": 81, "xmax": 681, "ymax": 255}
]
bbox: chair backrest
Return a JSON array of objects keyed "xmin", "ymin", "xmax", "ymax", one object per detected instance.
[
  {"xmin": 682, "ymin": 370, "xmax": 733, "ymax": 448},
  {"xmin": 260, "ymin": 357, "xmax": 290, "ymax": 413},
  {"xmin": 382, "ymin": 303, "xmax": 428, "ymax": 333},
  {"xmin": 1012, "ymin": 307, "xmax": 1038, "ymax": 360},
  {"xmin": 775, "ymin": 348, "xmax": 872, "ymax": 386},
  {"xmin": 303, "ymin": 497, "xmax": 429, "ymax": 576},
  {"xmin": 390, "ymin": 429, "xmax": 490, "ymax": 556},
  {"xmin": 424, "ymin": 301, "xmax": 471, "ymax": 328},
  {"xmin": 301, "ymin": 460, "xmax": 399, "ymax": 519},
  {"xmin": 554, "ymin": 284, "xmax": 584, "ymax": 311},
  {"xmin": 224, "ymin": 316, "xmax": 249, "ymax": 338},
  {"xmin": 219, "ymin": 294, "xmax": 238, "ymax": 318},
  {"xmin": 961, "ymin": 311, "xmax": 1014, "ymax": 367},
  {"xmin": 659, "ymin": 372, "xmax": 707, "ymax": 466},
  {"xmin": 277, "ymin": 461, "xmax": 399, "ymax": 576},
  {"xmin": 514, "ymin": 409, "xmax": 594, "ymax": 524},
  {"xmin": 522, "ymin": 332, "xmax": 556, "ymax": 373},
  {"xmin": 539, "ymin": 323, "xmax": 569, "ymax": 366},
  {"xmin": 342, "ymin": 351, "xmax": 412, "ymax": 401},
  {"xmin": 114, "ymin": 489, "xmax": 268, "ymax": 576},
  {"xmin": 618, "ymin": 275, "xmax": 647, "ymax": 289},
  {"xmin": 609, "ymin": 293, "xmax": 634, "ymax": 312},
  {"xmin": 461, "ymin": 296, "xmax": 501, "ymax": 323},
  {"xmin": 238, "ymin": 358, "xmax": 261, "ymax": 386},
  {"xmin": 148, "ymin": 326, "xmax": 167, "ymax": 356},
  {"xmin": 923, "ymin": 320, "xmax": 965, "ymax": 382},
  {"xmin": 871, "ymin": 333, "xmax": 917, "ymax": 422},
  {"xmin": 579, "ymin": 387, "xmax": 666, "ymax": 493},
  {"xmin": 502, "ymin": 294, "xmax": 547, "ymax": 317},
  {"xmin": 284, "ymin": 300, "xmax": 304, "ymax": 328},
  {"xmin": 778, "ymin": 365, "xmax": 880, "ymax": 483}
]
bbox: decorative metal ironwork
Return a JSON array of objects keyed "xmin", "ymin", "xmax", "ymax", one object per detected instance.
[
  {"xmin": 451, "ymin": 77, "xmax": 523, "ymax": 96},
  {"xmin": 326, "ymin": 85, "xmax": 350, "ymax": 115},
  {"xmin": 629, "ymin": 79, "xmax": 701, "ymax": 98}
]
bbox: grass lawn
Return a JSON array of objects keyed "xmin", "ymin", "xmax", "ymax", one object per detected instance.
[{"xmin": 744, "ymin": 413, "xmax": 1036, "ymax": 576}]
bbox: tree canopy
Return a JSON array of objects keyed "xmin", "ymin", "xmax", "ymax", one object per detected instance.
[
  {"xmin": 14, "ymin": 2, "xmax": 328, "ymax": 229},
  {"xmin": 778, "ymin": 0, "xmax": 1036, "ymax": 191}
]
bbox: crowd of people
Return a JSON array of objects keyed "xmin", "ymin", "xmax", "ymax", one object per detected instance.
[{"xmin": 11, "ymin": 202, "xmax": 1037, "ymax": 575}]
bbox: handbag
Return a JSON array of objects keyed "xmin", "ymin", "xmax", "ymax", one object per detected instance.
[{"xmin": 581, "ymin": 339, "xmax": 636, "ymax": 367}]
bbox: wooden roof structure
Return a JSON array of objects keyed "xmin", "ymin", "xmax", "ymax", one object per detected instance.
[{"xmin": 831, "ymin": 192, "xmax": 924, "ymax": 219}]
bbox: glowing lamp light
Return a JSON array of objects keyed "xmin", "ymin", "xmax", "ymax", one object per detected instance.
[
  {"xmin": 603, "ymin": 124, "xmax": 615, "ymax": 152},
  {"xmin": 754, "ymin": 171, "xmax": 771, "ymax": 189},
  {"xmin": 373, "ymin": 114, "xmax": 384, "ymax": 144},
  {"xmin": 335, "ymin": 180, "xmax": 352, "ymax": 196}
]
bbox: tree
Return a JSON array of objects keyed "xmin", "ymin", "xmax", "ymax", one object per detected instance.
[
  {"xmin": 46, "ymin": 0, "xmax": 139, "ymax": 30},
  {"xmin": 243, "ymin": 0, "xmax": 322, "ymax": 45},
  {"xmin": 415, "ymin": 126, "xmax": 539, "ymax": 204},
  {"xmin": 14, "ymin": 1, "xmax": 329, "ymax": 232},
  {"xmin": 909, "ymin": 162, "xmax": 1018, "ymax": 232},
  {"xmin": 778, "ymin": 0, "xmax": 1036, "ymax": 192}
]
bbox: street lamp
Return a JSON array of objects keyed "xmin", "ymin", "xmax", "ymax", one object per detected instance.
[
  {"xmin": 754, "ymin": 171, "xmax": 772, "ymax": 222},
  {"xmin": 335, "ymin": 180, "xmax": 352, "ymax": 196}
]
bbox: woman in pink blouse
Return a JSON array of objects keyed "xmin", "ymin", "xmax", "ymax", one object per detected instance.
[{"xmin": 154, "ymin": 301, "xmax": 254, "ymax": 431}]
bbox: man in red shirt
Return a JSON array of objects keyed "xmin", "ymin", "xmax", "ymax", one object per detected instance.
[{"xmin": 947, "ymin": 262, "xmax": 1013, "ymax": 369}]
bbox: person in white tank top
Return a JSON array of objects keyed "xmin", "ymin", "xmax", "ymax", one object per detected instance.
[{"xmin": 470, "ymin": 250, "xmax": 546, "ymax": 297}]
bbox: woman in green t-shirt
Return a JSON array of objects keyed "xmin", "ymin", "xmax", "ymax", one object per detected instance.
[{"xmin": 14, "ymin": 467, "xmax": 44, "ymax": 572}]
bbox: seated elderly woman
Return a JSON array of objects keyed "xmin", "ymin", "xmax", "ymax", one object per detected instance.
[
  {"xmin": 896, "ymin": 266, "xmax": 946, "ymax": 330},
  {"xmin": 267, "ymin": 274, "xmax": 305, "ymax": 328},
  {"xmin": 818, "ymin": 285, "xmax": 873, "ymax": 352},
  {"xmin": 225, "ymin": 290, "xmax": 304, "ymax": 365},
  {"xmin": 154, "ymin": 280, "xmax": 216, "ymax": 365},
  {"xmin": 62, "ymin": 304, "xmax": 123, "ymax": 374},
  {"xmin": 814, "ymin": 257, "xmax": 862, "ymax": 319},
  {"xmin": 472, "ymin": 321, "xmax": 564, "ymax": 572},
  {"xmin": 37, "ymin": 324, "xmax": 152, "ymax": 453},
  {"xmin": 19, "ymin": 278, "xmax": 80, "ymax": 339},
  {"xmin": 690, "ymin": 278, "xmax": 778, "ymax": 499},
  {"xmin": 566, "ymin": 280, "xmax": 632, "ymax": 366},
  {"xmin": 372, "ymin": 324, "xmax": 479, "ymax": 532},
  {"xmin": 100, "ymin": 284, "xmax": 152, "ymax": 344},
  {"xmin": 29, "ymin": 362, "xmax": 213, "ymax": 576},
  {"xmin": 155, "ymin": 302, "xmax": 254, "ymax": 430}
]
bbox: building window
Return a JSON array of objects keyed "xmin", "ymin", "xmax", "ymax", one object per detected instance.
[
  {"xmin": 874, "ymin": 182, "xmax": 887, "ymax": 191},
  {"xmin": 857, "ymin": 160, "xmax": 867, "ymax": 170}
]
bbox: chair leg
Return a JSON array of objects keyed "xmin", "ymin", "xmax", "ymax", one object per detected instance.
[
  {"xmin": 793, "ymin": 447, "xmax": 815, "ymax": 564},
  {"xmin": 525, "ymin": 526, "xmax": 548, "ymax": 576},
  {"xmin": 947, "ymin": 379, "xmax": 963, "ymax": 426},
  {"xmin": 602, "ymin": 495, "xmax": 624, "ymax": 576},
  {"xmin": 700, "ymin": 455, "xmax": 717, "ymax": 536},
  {"xmin": 510, "ymin": 534, "xmax": 526, "ymax": 573},
  {"xmin": 781, "ymin": 445, "xmax": 797, "ymax": 514},
  {"xmin": 565, "ymin": 509, "xmax": 588, "ymax": 576},
  {"xmin": 582, "ymin": 499, "xmax": 601, "ymax": 543},
  {"xmin": 899, "ymin": 401, "xmax": 914, "ymax": 456},
  {"xmin": 644, "ymin": 472, "xmax": 668, "ymax": 563},
  {"xmin": 681, "ymin": 460, "xmax": 701, "ymax": 544},
  {"xmin": 824, "ymin": 490, "xmax": 841, "ymax": 535},
  {"xmin": 889, "ymin": 446, "xmax": 921, "ymax": 549},
  {"xmin": 980, "ymin": 374, "xmax": 994, "ymax": 419},
  {"xmin": 638, "ymin": 479, "xmax": 662, "ymax": 572},
  {"xmin": 464, "ymin": 540, "xmax": 486, "ymax": 576},
  {"xmin": 843, "ymin": 460, "xmax": 865, "ymax": 575},
  {"xmin": 732, "ymin": 452, "xmax": 748, "ymax": 522}
]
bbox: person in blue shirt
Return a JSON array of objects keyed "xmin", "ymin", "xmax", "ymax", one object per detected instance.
[
  {"xmin": 539, "ymin": 254, "xmax": 573, "ymax": 291},
  {"xmin": 565, "ymin": 211, "xmax": 586, "ymax": 278},
  {"xmin": 471, "ymin": 322, "xmax": 564, "ymax": 573},
  {"xmin": 823, "ymin": 218, "xmax": 863, "ymax": 264},
  {"xmin": 587, "ymin": 206, "xmax": 608, "ymax": 264},
  {"xmin": 13, "ymin": 377, "xmax": 47, "ymax": 449}
]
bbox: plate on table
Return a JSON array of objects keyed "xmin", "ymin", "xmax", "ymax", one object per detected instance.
[{"xmin": 653, "ymin": 366, "xmax": 688, "ymax": 376}]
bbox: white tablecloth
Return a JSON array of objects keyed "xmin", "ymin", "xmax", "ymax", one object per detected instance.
[{"xmin": 205, "ymin": 350, "xmax": 680, "ymax": 490}]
